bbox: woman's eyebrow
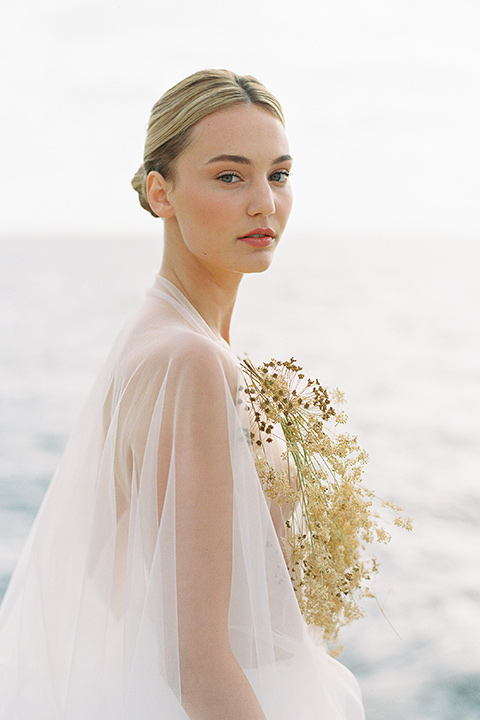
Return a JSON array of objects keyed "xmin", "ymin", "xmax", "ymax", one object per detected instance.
[
  {"xmin": 272, "ymin": 154, "xmax": 293, "ymax": 164},
  {"xmin": 205, "ymin": 153, "xmax": 293, "ymax": 166}
]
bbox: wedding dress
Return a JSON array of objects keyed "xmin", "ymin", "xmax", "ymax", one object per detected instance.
[{"xmin": 0, "ymin": 276, "xmax": 364, "ymax": 719}]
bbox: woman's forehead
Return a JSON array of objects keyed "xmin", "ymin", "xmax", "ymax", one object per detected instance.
[{"xmin": 185, "ymin": 104, "xmax": 290, "ymax": 163}]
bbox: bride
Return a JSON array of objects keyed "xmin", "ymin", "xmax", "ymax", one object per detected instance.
[{"xmin": 0, "ymin": 69, "xmax": 365, "ymax": 719}]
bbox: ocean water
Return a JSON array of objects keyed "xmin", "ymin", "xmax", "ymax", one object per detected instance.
[{"xmin": 1, "ymin": 232, "xmax": 479, "ymax": 718}]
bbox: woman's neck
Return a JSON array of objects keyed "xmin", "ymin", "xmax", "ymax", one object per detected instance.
[{"xmin": 159, "ymin": 248, "xmax": 242, "ymax": 345}]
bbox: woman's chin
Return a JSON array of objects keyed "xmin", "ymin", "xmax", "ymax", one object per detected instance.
[{"xmin": 238, "ymin": 249, "xmax": 277, "ymax": 275}]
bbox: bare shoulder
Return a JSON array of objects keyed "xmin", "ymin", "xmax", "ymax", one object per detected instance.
[
  {"xmin": 167, "ymin": 328, "xmax": 240, "ymax": 393},
  {"xmin": 120, "ymin": 317, "xmax": 239, "ymax": 395}
]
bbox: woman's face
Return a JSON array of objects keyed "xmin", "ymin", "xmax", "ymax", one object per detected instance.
[{"xmin": 153, "ymin": 103, "xmax": 293, "ymax": 277}]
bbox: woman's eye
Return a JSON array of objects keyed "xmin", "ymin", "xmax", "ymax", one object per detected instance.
[
  {"xmin": 270, "ymin": 170, "xmax": 290, "ymax": 183},
  {"xmin": 217, "ymin": 173, "xmax": 241, "ymax": 184}
]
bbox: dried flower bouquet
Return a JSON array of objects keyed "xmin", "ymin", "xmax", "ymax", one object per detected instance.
[{"xmin": 241, "ymin": 357, "xmax": 412, "ymax": 651}]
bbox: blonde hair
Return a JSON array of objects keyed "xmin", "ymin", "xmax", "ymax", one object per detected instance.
[{"xmin": 131, "ymin": 69, "xmax": 285, "ymax": 217}]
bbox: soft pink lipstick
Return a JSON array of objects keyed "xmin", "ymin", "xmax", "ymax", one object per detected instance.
[{"xmin": 238, "ymin": 227, "xmax": 275, "ymax": 248}]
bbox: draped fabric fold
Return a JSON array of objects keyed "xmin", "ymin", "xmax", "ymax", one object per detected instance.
[{"xmin": 0, "ymin": 276, "xmax": 364, "ymax": 719}]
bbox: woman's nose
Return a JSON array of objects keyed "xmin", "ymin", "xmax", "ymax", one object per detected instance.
[{"xmin": 247, "ymin": 180, "xmax": 276, "ymax": 217}]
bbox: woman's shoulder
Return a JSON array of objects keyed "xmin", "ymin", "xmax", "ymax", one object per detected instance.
[
  {"xmin": 170, "ymin": 326, "xmax": 233, "ymax": 362},
  {"xmin": 166, "ymin": 328, "xmax": 240, "ymax": 390},
  {"xmin": 120, "ymin": 315, "xmax": 239, "ymax": 392}
]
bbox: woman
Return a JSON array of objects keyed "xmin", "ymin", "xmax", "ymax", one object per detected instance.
[{"xmin": 0, "ymin": 70, "xmax": 364, "ymax": 719}]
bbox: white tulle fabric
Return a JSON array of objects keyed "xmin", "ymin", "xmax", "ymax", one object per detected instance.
[{"xmin": 0, "ymin": 277, "xmax": 364, "ymax": 720}]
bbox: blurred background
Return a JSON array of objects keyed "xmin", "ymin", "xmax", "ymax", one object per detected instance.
[{"xmin": 1, "ymin": 0, "xmax": 479, "ymax": 717}]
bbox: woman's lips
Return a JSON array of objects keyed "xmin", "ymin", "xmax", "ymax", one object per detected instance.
[{"xmin": 238, "ymin": 228, "xmax": 275, "ymax": 248}]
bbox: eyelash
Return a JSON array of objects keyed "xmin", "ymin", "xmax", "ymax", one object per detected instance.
[{"xmin": 216, "ymin": 170, "xmax": 291, "ymax": 184}]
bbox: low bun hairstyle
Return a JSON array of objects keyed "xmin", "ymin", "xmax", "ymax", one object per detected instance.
[{"xmin": 131, "ymin": 69, "xmax": 285, "ymax": 217}]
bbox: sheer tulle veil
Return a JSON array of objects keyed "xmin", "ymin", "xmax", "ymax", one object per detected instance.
[{"xmin": 0, "ymin": 276, "xmax": 364, "ymax": 719}]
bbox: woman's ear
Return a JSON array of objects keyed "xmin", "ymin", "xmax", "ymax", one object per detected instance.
[{"xmin": 147, "ymin": 171, "xmax": 175, "ymax": 219}]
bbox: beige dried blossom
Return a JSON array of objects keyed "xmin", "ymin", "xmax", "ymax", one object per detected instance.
[{"xmin": 241, "ymin": 357, "xmax": 412, "ymax": 653}]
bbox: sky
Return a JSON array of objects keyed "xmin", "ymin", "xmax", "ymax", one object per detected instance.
[{"xmin": 1, "ymin": 0, "xmax": 480, "ymax": 243}]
